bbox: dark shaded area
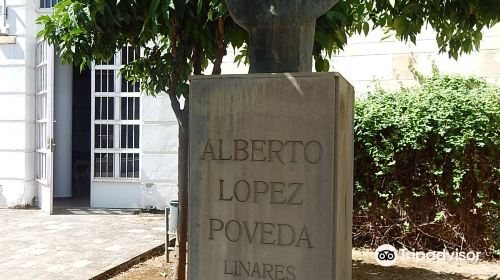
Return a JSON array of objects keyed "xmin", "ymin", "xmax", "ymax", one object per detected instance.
[
  {"xmin": 52, "ymin": 207, "xmax": 138, "ymax": 215},
  {"xmin": 71, "ymin": 66, "xmax": 91, "ymax": 204}
]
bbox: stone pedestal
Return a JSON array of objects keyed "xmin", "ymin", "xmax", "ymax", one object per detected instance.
[{"xmin": 189, "ymin": 73, "xmax": 354, "ymax": 280}]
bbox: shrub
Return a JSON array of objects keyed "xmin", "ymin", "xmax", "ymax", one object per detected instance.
[{"xmin": 353, "ymin": 69, "xmax": 500, "ymax": 256}]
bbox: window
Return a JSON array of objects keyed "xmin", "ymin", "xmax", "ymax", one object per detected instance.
[
  {"xmin": 121, "ymin": 97, "xmax": 140, "ymax": 120},
  {"xmin": 95, "ymin": 70, "xmax": 115, "ymax": 93},
  {"xmin": 35, "ymin": 41, "xmax": 50, "ymax": 181},
  {"xmin": 40, "ymin": 0, "xmax": 58, "ymax": 9},
  {"xmin": 121, "ymin": 46, "xmax": 141, "ymax": 93},
  {"xmin": 95, "ymin": 97, "xmax": 114, "ymax": 120},
  {"xmin": 94, "ymin": 153, "xmax": 114, "ymax": 178},
  {"xmin": 92, "ymin": 47, "xmax": 142, "ymax": 180},
  {"xmin": 95, "ymin": 124, "xmax": 114, "ymax": 149},
  {"xmin": 120, "ymin": 153, "xmax": 139, "ymax": 178}
]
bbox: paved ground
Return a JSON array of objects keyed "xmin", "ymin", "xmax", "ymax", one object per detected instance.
[{"xmin": 0, "ymin": 208, "xmax": 165, "ymax": 280}]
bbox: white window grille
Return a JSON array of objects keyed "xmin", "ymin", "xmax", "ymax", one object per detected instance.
[
  {"xmin": 91, "ymin": 47, "xmax": 142, "ymax": 180},
  {"xmin": 40, "ymin": 0, "xmax": 58, "ymax": 9}
]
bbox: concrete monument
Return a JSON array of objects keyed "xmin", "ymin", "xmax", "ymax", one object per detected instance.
[{"xmin": 189, "ymin": 1, "xmax": 353, "ymax": 279}]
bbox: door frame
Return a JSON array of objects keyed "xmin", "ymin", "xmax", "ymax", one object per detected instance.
[{"xmin": 35, "ymin": 39, "xmax": 54, "ymax": 214}]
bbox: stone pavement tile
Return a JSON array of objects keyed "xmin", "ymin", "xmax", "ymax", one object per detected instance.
[
  {"xmin": 71, "ymin": 260, "xmax": 94, "ymax": 268},
  {"xmin": 44, "ymin": 264, "xmax": 68, "ymax": 273},
  {"xmin": 1, "ymin": 209, "xmax": 164, "ymax": 279},
  {"xmin": 35, "ymin": 275, "xmax": 58, "ymax": 280},
  {"xmin": 152, "ymin": 226, "xmax": 166, "ymax": 231},
  {"xmin": 15, "ymin": 222, "xmax": 39, "ymax": 228},
  {"xmin": 0, "ymin": 257, "xmax": 12, "ymax": 264},
  {"xmin": 104, "ymin": 245, "xmax": 123, "ymax": 252},
  {"xmin": 29, "ymin": 243, "xmax": 50, "ymax": 249},
  {"xmin": 0, "ymin": 270, "xmax": 29, "ymax": 280},
  {"xmin": 17, "ymin": 260, "xmax": 38, "ymax": 268},
  {"xmin": 50, "ymin": 250, "xmax": 68, "ymax": 258},
  {"xmin": 68, "ymin": 210, "xmax": 90, "ymax": 215},
  {"xmin": 128, "ymin": 229, "xmax": 146, "ymax": 233},
  {"xmin": 25, "ymin": 248, "xmax": 49, "ymax": 256},
  {"xmin": 57, "ymin": 271, "xmax": 90, "ymax": 280},
  {"xmin": 1, "ymin": 258, "xmax": 24, "ymax": 268}
]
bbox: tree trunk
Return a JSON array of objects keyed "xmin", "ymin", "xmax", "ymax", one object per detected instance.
[
  {"xmin": 173, "ymin": 34, "xmax": 217, "ymax": 280},
  {"xmin": 212, "ymin": 17, "xmax": 226, "ymax": 75},
  {"xmin": 175, "ymin": 107, "xmax": 189, "ymax": 280}
]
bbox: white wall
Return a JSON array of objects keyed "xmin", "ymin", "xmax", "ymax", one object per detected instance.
[
  {"xmin": 0, "ymin": 0, "xmax": 37, "ymax": 208},
  {"xmin": 141, "ymin": 93, "xmax": 179, "ymax": 209},
  {"xmin": 217, "ymin": 26, "xmax": 500, "ymax": 95},
  {"xmin": 329, "ymin": 25, "xmax": 500, "ymax": 95},
  {"xmin": 91, "ymin": 93, "xmax": 179, "ymax": 209}
]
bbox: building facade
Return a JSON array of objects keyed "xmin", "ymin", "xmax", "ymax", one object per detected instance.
[
  {"xmin": 0, "ymin": 1, "xmax": 498, "ymax": 211},
  {"xmin": 330, "ymin": 25, "xmax": 500, "ymax": 95},
  {"xmin": 0, "ymin": 0, "xmax": 178, "ymax": 212}
]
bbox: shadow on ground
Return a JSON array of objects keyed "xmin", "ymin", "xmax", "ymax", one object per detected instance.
[
  {"xmin": 53, "ymin": 208, "xmax": 139, "ymax": 215},
  {"xmin": 352, "ymin": 260, "xmax": 490, "ymax": 280}
]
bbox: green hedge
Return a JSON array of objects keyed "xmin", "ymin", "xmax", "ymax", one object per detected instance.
[{"xmin": 354, "ymin": 70, "xmax": 500, "ymax": 255}]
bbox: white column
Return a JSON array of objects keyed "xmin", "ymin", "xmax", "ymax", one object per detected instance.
[{"xmin": 53, "ymin": 56, "xmax": 73, "ymax": 198}]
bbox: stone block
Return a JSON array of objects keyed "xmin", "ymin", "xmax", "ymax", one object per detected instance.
[
  {"xmin": 141, "ymin": 183, "xmax": 177, "ymax": 210},
  {"xmin": 6, "ymin": 6, "xmax": 27, "ymax": 36},
  {"xmin": 141, "ymin": 154, "xmax": 178, "ymax": 182},
  {"xmin": 0, "ymin": 179, "xmax": 35, "ymax": 207},
  {"xmin": 0, "ymin": 94, "xmax": 26, "ymax": 120},
  {"xmin": 0, "ymin": 122, "xmax": 26, "ymax": 150},
  {"xmin": 142, "ymin": 94, "xmax": 177, "ymax": 122},
  {"xmin": 91, "ymin": 181, "xmax": 142, "ymax": 208},
  {"xmin": 330, "ymin": 54, "xmax": 393, "ymax": 81},
  {"xmin": 0, "ymin": 66, "xmax": 26, "ymax": 92},
  {"xmin": 0, "ymin": 151, "xmax": 26, "ymax": 179},
  {"xmin": 189, "ymin": 73, "xmax": 354, "ymax": 280},
  {"xmin": 141, "ymin": 122, "xmax": 178, "ymax": 153}
]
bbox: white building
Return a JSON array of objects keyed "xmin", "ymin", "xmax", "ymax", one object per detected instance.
[
  {"xmin": 0, "ymin": 1, "xmax": 498, "ymax": 212},
  {"xmin": 0, "ymin": 0, "xmax": 179, "ymax": 212},
  {"xmin": 329, "ymin": 25, "xmax": 500, "ymax": 95}
]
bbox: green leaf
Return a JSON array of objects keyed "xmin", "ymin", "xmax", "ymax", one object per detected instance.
[
  {"xmin": 196, "ymin": 0, "xmax": 203, "ymax": 15},
  {"xmin": 315, "ymin": 57, "xmax": 324, "ymax": 72},
  {"xmin": 335, "ymin": 28, "xmax": 348, "ymax": 44},
  {"xmin": 363, "ymin": 22, "xmax": 370, "ymax": 36},
  {"xmin": 149, "ymin": 0, "xmax": 161, "ymax": 18}
]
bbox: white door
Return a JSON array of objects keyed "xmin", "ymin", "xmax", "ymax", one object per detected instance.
[{"xmin": 35, "ymin": 40, "xmax": 55, "ymax": 214}]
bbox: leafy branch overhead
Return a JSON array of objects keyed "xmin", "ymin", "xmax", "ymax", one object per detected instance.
[{"xmin": 38, "ymin": 0, "xmax": 499, "ymax": 96}]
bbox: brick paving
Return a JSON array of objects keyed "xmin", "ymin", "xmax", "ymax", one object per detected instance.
[{"xmin": 0, "ymin": 208, "xmax": 165, "ymax": 280}]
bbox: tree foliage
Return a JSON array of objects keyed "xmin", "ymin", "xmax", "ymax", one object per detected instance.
[{"xmin": 38, "ymin": 0, "xmax": 499, "ymax": 96}]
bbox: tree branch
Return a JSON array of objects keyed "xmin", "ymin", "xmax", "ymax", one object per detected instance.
[
  {"xmin": 212, "ymin": 17, "xmax": 226, "ymax": 75},
  {"xmin": 168, "ymin": 18, "xmax": 187, "ymax": 130},
  {"xmin": 168, "ymin": 92, "xmax": 185, "ymax": 126},
  {"xmin": 193, "ymin": 43, "xmax": 202, "ymax": 76}
]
